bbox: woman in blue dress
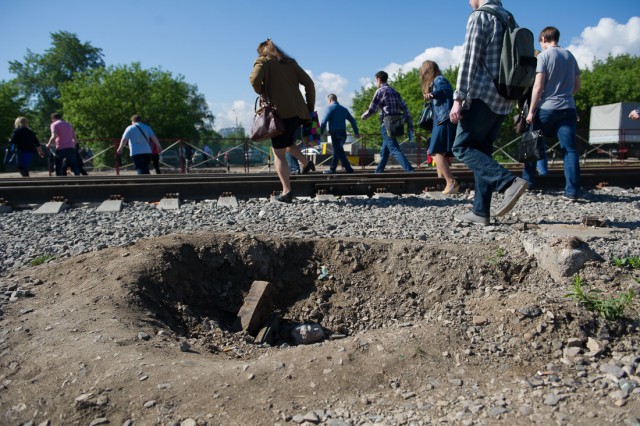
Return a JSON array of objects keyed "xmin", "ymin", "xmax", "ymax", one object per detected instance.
[{"xmin": 420, "ymin": 60, "xmax": 458, "ymax": 194}]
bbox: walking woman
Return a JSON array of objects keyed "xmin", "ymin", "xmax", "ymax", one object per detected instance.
[
  {"xmin": 419, "ymin": 61, "xmax": 458, "ymax": 194},
  {"xmin": 10, "ymin": 117, "xmax": 43, "ymax": 177},
  {"xmin": 250, "ymin": 39, "xmax": 316, "ymax": 203}
]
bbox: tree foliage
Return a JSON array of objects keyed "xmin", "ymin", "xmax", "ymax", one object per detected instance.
[
  {"xmin": 0, "ymin": 80, "xmax": 27, "ymax": 141},
  {"xmin": 8, "ymin": 31, "xmax": 105, "ymax": 134},
  {"xmin": 60, "ymin": 63, "xmax": 215, "ymax": 140},
  {"xmin": 575, "ymin": 54, "xmax": 640, "ymax": 128}
]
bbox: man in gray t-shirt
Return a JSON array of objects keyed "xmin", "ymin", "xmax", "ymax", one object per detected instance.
[{"xmin": 526, "ymin": 26, "xmax": 581, "ymax": 200}]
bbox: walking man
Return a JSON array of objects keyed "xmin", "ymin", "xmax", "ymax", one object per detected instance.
[
  {"xmin": 320, "ymin": 93, "xmax": 361, "ymax": 174},
  {"xmin": 46, "ymin": 112, "xmax": 81, "ymax": 176},
  {"xmin": 117, "ymin": 115, "xmax": 162, "ymax": 175},
  {"xmin": 361, "ymin": 71, "xmax": 414, "ymax": 173},
  {"xmin": 450, "ymin": 0, "xmax": 529, "ymax": 226},
  {"xmin": 525, "ymin": 26, "xmax": 581, "ymax": 200}
]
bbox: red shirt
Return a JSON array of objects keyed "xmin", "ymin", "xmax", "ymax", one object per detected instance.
[{"xmin": 50, "ymin": 119, "xmax": 76, "ymax": 150}]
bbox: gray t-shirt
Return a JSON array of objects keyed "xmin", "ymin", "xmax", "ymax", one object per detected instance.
[{"xmin": 537, "ymin": 46, "xmax": 581, "ymax": 110}]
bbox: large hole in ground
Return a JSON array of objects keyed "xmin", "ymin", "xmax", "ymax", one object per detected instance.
[{"xmin": 128, "ymin": 233, "xmax": 536, "ymax": 356}]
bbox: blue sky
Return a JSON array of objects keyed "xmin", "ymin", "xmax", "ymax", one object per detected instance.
[{"xmin": 1, "ymin": 0, "xmax": 638, "ymax": 131}]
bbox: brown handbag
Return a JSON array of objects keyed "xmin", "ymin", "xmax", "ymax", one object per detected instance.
[
  {"xmin": 250, "ymin": 60, "xmax": 285, "ymax": 142},
  {"xmin": 250, "ymin": 97, "xmax": 285, "ymax": 142}
]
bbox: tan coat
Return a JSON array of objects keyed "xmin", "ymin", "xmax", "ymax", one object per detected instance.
[{"xmin": 250, "ymin": 57, "xmax": 315, "ymax": 121}]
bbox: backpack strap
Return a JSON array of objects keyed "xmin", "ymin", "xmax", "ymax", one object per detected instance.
[{"xmin": 477, "ymin": 4, "xmax": 516, "ymax": 30}]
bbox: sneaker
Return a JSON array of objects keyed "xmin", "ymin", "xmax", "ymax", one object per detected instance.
[
  {"xmin": 562, "ymin": 194, "xmax": 578, "ymax": 202},
  {"xmin": 302, "ymin": 161, "xmax": 316, "ymax": 174},
  {"xmin": 454, "ymin": 211, "xmax": 490, "ymax": 226},
  {"xmin": 275, "ymin": 192, "xmax": 293, "ymax": 203},
  {"xmin": 323, "ymin": 169, "xmax": 335, "ymax": 175},
  {"xmin": 494, "ymin": 177, "xmax": 529, "ymax": 217}
]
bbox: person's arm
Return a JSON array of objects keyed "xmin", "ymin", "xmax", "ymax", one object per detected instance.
[
  {"xmin": 320, "ymin": 105, "xmax": 332, "ymax": 135},
  {"xmin": 451, "ymin": 12, "xmax": 487, "ymax": 124},
  {"xmin": 249, "ymin": 58, "xmax": 265, "ymax": 96},
  {"xmin": 526, "ymin": 72, "xmax": 545, "ymax": 124},
  {"xmin": 573, "ymin": 75, "xmax": 581, "ymax": 95},
  {"xmin": 296, "ymin": 64, "xmax": 316, "ymax": 113},
  {"xmin": 46, "ymin": 125, "xmax": 55, "ymax": 149},
  {"xmin": 116, "ymin": 137, "xmax": 128, "ymax": 155},
  {"xmin": 346, "ymin": 110, "xmax": 360, "ymax": 136},
  {"xmin": 361, "ymin": 89, "xmax": 382, "ymax": 120},
  {"xmin": 400, "ymin": 99, "xmax": 413, "ymax": 130},
  {"xmin": 151, "ymin": 135, "xmax": 162, "ymax": 153}
]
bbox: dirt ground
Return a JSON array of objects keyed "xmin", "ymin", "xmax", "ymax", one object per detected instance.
[{"xmin": 1, "ymin": 232, "xmax": 639, "ymax": 425}]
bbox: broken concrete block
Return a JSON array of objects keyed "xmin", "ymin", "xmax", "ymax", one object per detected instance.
[
  {"xmin": 291, "ymin": 323, "xmax": 324, "ymax": 345},
  {"xmin": 235, "ymin": 280, "xmax": 272, "ymax": 336},
  {"xmin": 522, "ymin": 235, "xmax": 603, "ymax": 282}
]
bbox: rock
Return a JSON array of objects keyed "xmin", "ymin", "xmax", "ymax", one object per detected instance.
[
  {"xmin": 543, "ymin": 393, "xmax": 564, "ymax": 406},
  {"xmin": 89, "ymin": 418, "xmax": 109, "ymax": 426},
  {"xmin": 566, "ymin": 338, "xmax": 584, "ymax": 348},
  {"xmin": 472, "ymin": 316, "xmax": 488, "ymax": 326},
  {"xmin": 600, "ymin": 363, "xmax": 626, "ymax": 379},
  {"xmin": 180, "ymin": 419, "xmax": 197, "ymax": 426},
  {"xmin": 522, "ymin": 235, "xmax": 603, "ymax": 281},
  {"xmin": 179, "ymin": 341, "xmax": 191, "ymax": 352},
  {"xmin": 137, "ymin": 331, "xmax": 151, "ymax": 341},
  {"xmin": 291, "ymin": 323, "xmax": 324, "ymax": 345},
  {"xmin": 144, "ymin": 400, "xmax": 156, "ymax": 408},
  {"xmin": 518, "ymin": 305, "xmax": 542, "ymax": 318},
  {"xmin": 586, "ymin": 337, "xmax": 604, "ymax": 356}
]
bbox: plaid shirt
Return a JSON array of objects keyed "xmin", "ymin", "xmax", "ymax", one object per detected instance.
[
  {"xmin": 362, "ymin": 83, "xmax": 414, "ymax": 129},
  {"xmin": 454, "ymin": 1, "xmax": 514, "ymax": 115}
]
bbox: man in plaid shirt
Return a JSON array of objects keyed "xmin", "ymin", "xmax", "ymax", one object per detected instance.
[
  {"xmin": 361, "ymin": 71, "xmax": 414, "ymax": 173},
  {"xmin": 450, "ymin": 0, "xmax": 529, "ymax": 226}
]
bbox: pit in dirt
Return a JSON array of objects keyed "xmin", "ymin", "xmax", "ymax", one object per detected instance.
[{"xmin": 125, "ymin": 232, "xmax": 618, "ymax": 360}]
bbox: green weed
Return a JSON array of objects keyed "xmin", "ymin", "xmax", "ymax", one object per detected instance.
[
  {"xmin": 612, "ymin": 256, "xmax": 640, "ymax": 269},
  {"xmin": 30, "ymin": 254, "xmax": 54, "ymax": 266},
  {"xmin": 565, "ymin": 275, "xmax": 635, "ymax": 321},
  {"xmin": 488, "ymin": 247, "xmax": 506, "ymax": 265}
]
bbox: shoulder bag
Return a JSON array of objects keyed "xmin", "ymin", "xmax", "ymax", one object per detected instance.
[
  {"xmin": 518, "ymin": 122, "xmax": 545, "ymax": 163},
  {"xmin": 383, "ymin": 114, "xmax": 405, "ymax": 138},
  {"xmin": 418, "ymin": 101, "xmax": 433, "ymax": 131},
  {"xmin": 250, "ymin": 60, "xmax": 285, "ymax": 142}
]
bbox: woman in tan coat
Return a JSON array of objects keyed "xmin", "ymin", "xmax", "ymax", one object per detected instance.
[{"xmin": 250, "ymin": 39, "xmax": 316, "ymax": 203}]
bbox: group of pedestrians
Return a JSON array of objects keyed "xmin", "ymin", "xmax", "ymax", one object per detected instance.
[{"xmin": 250, "ymin": 0, "xmax": 591, "ymax": 227}]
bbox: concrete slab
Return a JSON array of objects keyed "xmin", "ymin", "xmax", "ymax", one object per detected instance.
[
  {"xmin": 33, "ymin": 201, "xmax": 69, "ymax": 215},
  {"xmin": 236, "ymin": 280, "xmax": 272, "ymax": 335},
  {"xmin": 96, "ymin": 199, "xmax": 124, "ymax": 213},
  {"xmin": 316, "ymin": 193, "xmax": 337, "ymax": 202},
  {"xmin": 373, "ymin": 193, "xmax": 397, "ymax": 199},
  {"xmin": 158, "ymin": 198, "xmax": 180, "ymax": 210},
  {"xmin": 217, "ymin": 195, "xmax": 239, "ymax": 208},
  {"xmin": 536, "ymin": 223, "xmax": 623, "ymax": 241}
]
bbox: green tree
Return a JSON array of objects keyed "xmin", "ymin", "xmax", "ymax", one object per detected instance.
[
  {"xmin": 575, "ymin": 54, "xmax": 640, "ymax": 128},
  {"xmin": 0, "ymin": 80, "xmax": 27, "ymax": 141},
  {"xmin": 8, "ymin": 31, "xmax": 105, "ymax": 135},
  {"xmin": 59, "ymin": 63, "xmax": 215, "ymax": 165}
]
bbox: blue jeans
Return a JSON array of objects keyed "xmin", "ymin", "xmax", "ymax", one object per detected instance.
[
  {"xmin": 522, "ymin": 145, "xmax": 549, "ymax": 187},
  {"xmin": 55, "ymin": 148, "xmax": 80, "ymax": 176},
  {"xmin": 328, "ymin": 130, "xmax": 354, "ymax": 172},
  {"xmin": 286, "ymin": 152, "xmax": 300, "ymax": 174},
  {"xmin": 376, "ymin": 123, "xmax": 413, "ymax": 173},
  {"xmin": 452, "ymin": 100, "xmax": 514, "ymax": 217},
  {"xmin": 132, "ymin": 153, "xmax": 151, "ymax": 174},
  {"xmin": 533, "ymin": 108, "xmax": 580, "ymax": 197},
  {"xmin": 17, "ymin": 151, "xmax": 34, "ymax": 176}
]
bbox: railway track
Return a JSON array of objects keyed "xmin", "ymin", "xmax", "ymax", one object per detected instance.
[{"xmin": 0, "ymin": 166, "xmax": 638, "ymax": 205}]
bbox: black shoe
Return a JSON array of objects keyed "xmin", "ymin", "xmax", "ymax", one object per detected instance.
[
  {"xmin": 275, "ymin": 192, "xmax": 293, "ymax": 203},
  {"xmin": 302, "ymin": 161, "xmax": 316, "ymax": 174}
]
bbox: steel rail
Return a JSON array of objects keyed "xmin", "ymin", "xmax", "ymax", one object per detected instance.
[{"xmin": 0, "ymin": 166, "xmax": 638, "ymax": 205}]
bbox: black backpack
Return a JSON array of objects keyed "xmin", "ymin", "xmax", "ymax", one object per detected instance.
[{"xmin": 478, "ymin": 5, "xmax": 537, "ymax": 101}]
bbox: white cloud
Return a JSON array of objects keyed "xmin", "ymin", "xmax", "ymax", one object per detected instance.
[
  {"xmin": 567, "ymin": 17, "xmax": 640, "ymax": 68},
  {"xmin": 212, "ymin": 99, "xmax": 254, "ymax": 131}
]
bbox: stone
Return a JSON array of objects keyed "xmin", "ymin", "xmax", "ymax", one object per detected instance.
[
  {"xmin": 179, "ymin": 341, "xmax": 191, "ymax": 352},
  {"xmin": 180, "ymin": 419, "xmax": 197, "ymax": 426},
  {"xmin": 587, "ymin": 337, "xmax": 604, "ymax": 356},
  {"xmin": 600, "ymin": 363, "xmax": 626, "ymax": 379},
  {"xmin": 566, "ymin": 338, "xmax": 584, "ymax": 348},
  {"xmin": 472, "ymin": 316, "xmax": 488, "ymax": 326},
  {"xmin": 89, "ymin": 418, "xmax": 109, "ymax": 426},
  {"xmin": 137, "ymin": 331, "xmax": 151, "ymax": 341},
  {"xmin": 543, "ymin": 393, "xmax": 564, "ymax": 406},
  {"xmin": 292, "ymin": 323, "xmax": 324, "ymax": 345}
]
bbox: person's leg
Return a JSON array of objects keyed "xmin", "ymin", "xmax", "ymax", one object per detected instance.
[
  {"xmin": 152, "ymin": 154, "xmax": 161, "ymax": 174},
  {"xmin": 17, "ymin": 151, "xmax": 33, "ymax": 177},
  {"xmin": 434, "ymin": 153, "xmax": 455, "ymax": 189},
  {"xmin": 273, "ymin": 147, "xmax": 291, "ymax": 194},
  {"xmin": 287, "ymin": 144, "xmax": 313, "ymax": 172},
  {"xmin": 555, "ymin": 109, "xmax": 580, "ymax": 197},
  {"xmin": 452, "ymin": 100, "xmax": 513, "ymax": 217},
  {"xmin": 62, "ymin": 148, "xmax": 81, "ymax": 175},
  {"xmin": 54, "ymin": 152, "xmax": 64, "ymax": 176},
  {"xmin": 286, "ymin": 152, "xmax": 300, "ymax": 174},
  {"xmin": 385, "ymin": 137, "xmax": 414, "ymax": 172},
  {"xmin": 331, "ymin": 131, "xmax": 353, "ymax": 172},
  {"xmin": 132, "ymin": 154, "xmax": 150, "ymax": 174},
  {"xmin": 522, "ymin": 161, "xmax": 537, "ymax": 187},
  {"xmin": 376, "ymin": 124, "xmax": 391, "ymax": 173}
]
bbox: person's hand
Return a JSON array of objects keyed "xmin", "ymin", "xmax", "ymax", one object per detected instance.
[
  {"xmin": 424, "ymin": 93, "xmax": 434, "ymax": 100},
  {"xmin": 449, "ymin": 102, "xmax": 463, "ymax": 124},
  {"xmin": 360, "ymin": 113, "xmax": 367, "ymax": 120},
  {"xmin": 526, "ymin": 111, "xmax": 535, "ymax": 124},
  {"xmin": 629, "ymin": 110, "xmax": 640, "ymax": 120}
]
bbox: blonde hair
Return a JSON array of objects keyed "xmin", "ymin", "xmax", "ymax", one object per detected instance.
[
  {"xmin": 14, "ymin": 117, "xmax": 28, "ymax": 129},
  {"xmin": 419, "ymin": 60, "xmax": 442, "ymax": 96},
  {"xmin": 257, "ymin": 39, "xmax": 294, "ymax": 63}
]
